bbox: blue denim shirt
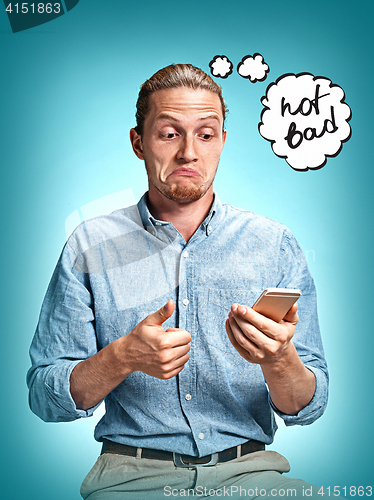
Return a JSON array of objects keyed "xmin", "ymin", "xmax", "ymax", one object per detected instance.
[{"xmin": 27, "ymin": 193, "xmax": 328, "ymax": 457}]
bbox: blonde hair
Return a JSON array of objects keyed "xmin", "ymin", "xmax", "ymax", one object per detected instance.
[{"xmin": 135, "ymin": 64, "xmax": 227, "ymax": 135}]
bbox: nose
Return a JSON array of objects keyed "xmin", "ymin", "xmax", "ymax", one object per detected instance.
[{"xmin": 176, "ymin": 135, "xmax": 198, "ymax": 162}]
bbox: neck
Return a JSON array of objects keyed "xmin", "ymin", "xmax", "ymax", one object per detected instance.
[{"xmin": 147, "ymin": 185, "xmax": 214, "ymax": 242}]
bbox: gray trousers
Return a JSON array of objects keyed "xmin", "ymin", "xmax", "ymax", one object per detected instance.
[{"xmin": 81, "ymin": 450, "xmax": 334, "ymax": 499}]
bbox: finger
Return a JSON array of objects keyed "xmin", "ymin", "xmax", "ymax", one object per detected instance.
[
  {"xmin": 164, "ymin": 328, "xmax": 191, "ymax": 346},
  {"xmin": 145, "ymin": 299, "xmax": 175, "ymax": 326},
  {"xmin": 226, "ymin": 318, "xmax": 247, "ymax": 356},
  {"xmin": 225, "ymin": 319, "xmax": 259, "ymax": 362},
  {"xmin": 282, "ymin": 303, "xmax": 299, "ymax": 324},
  {"xmin": 158, "ymin": 361, "xmax": 188, "ymax": 380},
  {"xmin": 156, "ymin": 350, "xmax": 190, "ymax": 378},
  {"xmin": 231, "ymin": 305, "xmax": 295, "ymax": 348},
  {"xmin": 161, "ymin": 342, "xmax": 191, "ymax": 362},
  {"xmin": 231, "ymin": 304, "xmax": 281, "ymax": 340},
  {"xmin": 227, "ymin": 315, "xmax": 262, "ymax": 351},
  {"xmin": 168, "ymin": 350, "xmax": 190, "ymax": 368}
]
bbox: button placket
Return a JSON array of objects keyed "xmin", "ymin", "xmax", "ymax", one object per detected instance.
[{"xmin": 177, "ymin": 247, "xmax": 195, "ymax": 435}]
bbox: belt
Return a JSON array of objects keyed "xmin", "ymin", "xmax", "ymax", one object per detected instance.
[{"xmin": 101, "ymin": 438, "xmax": 265, "ymax": 467}]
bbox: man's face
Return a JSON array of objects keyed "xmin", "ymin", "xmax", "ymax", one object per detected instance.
[{"xmin": 131, "ymin": 87, "xmax": 226, "ymax": 203}]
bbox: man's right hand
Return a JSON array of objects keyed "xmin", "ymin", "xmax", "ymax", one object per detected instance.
[
  {"xmin": 118, "ymin": 299, "xmax": 191, "ymax": 379},
  {"xmin": 70, "ymin": 299, "xmax": 191, "ymax": 410}
]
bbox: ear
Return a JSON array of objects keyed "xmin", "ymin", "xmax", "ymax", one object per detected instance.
[
  {"xmin": 130, "ymin": 128, "xmax": 144, "ymax": 160},
  {"xmin": 222, "ymin": 129, "xmax": 227, "ymax": 148}
]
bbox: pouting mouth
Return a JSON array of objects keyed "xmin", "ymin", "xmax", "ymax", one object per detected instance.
[{"xmin": 170, "ymin": 168, "xmax": 201, "ymax": 177}]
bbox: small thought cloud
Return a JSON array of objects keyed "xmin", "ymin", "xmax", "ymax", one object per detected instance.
[
  {"xmin": 237, "ymin": 54, "xmax": 269, "ymax": 83},
  {"xmin": 209, "ymin": 56, "xmax": 233, "ymax": 79}
]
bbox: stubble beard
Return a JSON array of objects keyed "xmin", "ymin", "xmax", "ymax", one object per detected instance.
[
  {"xmin": 154, "ymin": 181, "xmax": 211, "ymax": 203},
  {"xmin": 149, "ymin": 165, "xmax": 218, "ymax": 204}
]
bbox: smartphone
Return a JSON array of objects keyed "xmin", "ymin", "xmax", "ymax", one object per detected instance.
[{"xmin": 252, "ymin": 288, "xmax": 301, "ymax": 322}]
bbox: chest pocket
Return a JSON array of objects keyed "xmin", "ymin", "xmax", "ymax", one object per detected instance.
[{"xmin": 203, "ymin": 288, "xmax": 263, "ymax": 356}]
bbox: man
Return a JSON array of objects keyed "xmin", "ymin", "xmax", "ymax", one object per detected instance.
[{"xmin": 27, "ymin": 64, "xmax": 328, "ymax": 499}]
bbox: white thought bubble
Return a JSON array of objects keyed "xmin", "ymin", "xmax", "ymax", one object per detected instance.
[
  {"xmin": 259, "ymin": 73, "xmax": 352, "ymax": 170},
  {"xmin": 237, "ymin": 53, "xmax": 269, "ymax": 83},
  {"xmin": 209, "ymin": 55, "xmax": 233, "ymax": 79}
]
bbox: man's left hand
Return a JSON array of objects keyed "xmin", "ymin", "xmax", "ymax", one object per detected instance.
[
  {"xmin": 225, "ymin": 303, "xmax": 298, "ymax": 365},
  {"xmin": 226, "ymin": 302, "xmax": 316, "ymax": 415}
]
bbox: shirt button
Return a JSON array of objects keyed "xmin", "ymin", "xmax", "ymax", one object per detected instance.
[
  {"xmin": 198, "ymin": 433, "xmax": 205, "ymax": 440},
  {"xmin": 182, "ymin": 251, "xmax": 189, "ymax": 258},
  {"xmin": 182, "ymin": 298, "xmax": 189, "ymax": 306},
  {"xmin": 185, "ymin": 394, "xmax": 192, "ymax": 401}
]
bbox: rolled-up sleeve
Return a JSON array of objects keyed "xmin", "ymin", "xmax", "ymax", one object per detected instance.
[
  {"xmin": 27, "ymin": 242, "xmax": 101, "ymax": 422},
  {"xmin": 269, "ymin": 228, "xmax": 329, "ymax": 426},
  {"xmin": 269, "ymin": 364, "xmax": 329, "ymax": 426}
]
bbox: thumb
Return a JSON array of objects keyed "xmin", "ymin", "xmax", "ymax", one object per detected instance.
[
  {"xmin": 145, "ymin": 299, "xmax": 175, "ymax": 326},
  {"xmin": 283, "ymin": 303, "xmax": 299, "ymax": 323}
]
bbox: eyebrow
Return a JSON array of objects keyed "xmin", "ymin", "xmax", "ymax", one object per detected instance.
[{"xmin": 155, "ymin": 113, "xmax": 221, "ymax": 124}]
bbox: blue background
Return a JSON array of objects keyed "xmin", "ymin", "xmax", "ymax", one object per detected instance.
[{"xmin": 1, "ymin": 0, "xmax": 373, "ymax": 498}]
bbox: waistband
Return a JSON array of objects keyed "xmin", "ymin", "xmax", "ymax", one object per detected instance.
[{"xmin": 101, "ymin": 439, "xmax": 265, "ymax": 467}]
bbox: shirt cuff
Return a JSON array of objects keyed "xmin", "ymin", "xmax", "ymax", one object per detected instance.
[
  {"xmin": 30, "ymin": 360, "xmax": 101, "ymax": 422},
  {"xmin": 269, "ymin": 365, "xmax": 329, "ymax": 426}
]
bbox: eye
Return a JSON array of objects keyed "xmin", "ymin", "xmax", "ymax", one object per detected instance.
[
  {"xmin": 199, "ymin": 133, "xmax": 214, "ymax": 140},
  {"xmin": 160, "ymin": 131, "xmax": 179, "ymax": 140},
  {"xmin": 198, "ymin": 127, "xmax": 216, "ymax": 140}
]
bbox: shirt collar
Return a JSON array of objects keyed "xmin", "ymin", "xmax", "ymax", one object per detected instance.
[{"xmin": 137, "ymin": 192, "xmax": 224, "ymax": 238}]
